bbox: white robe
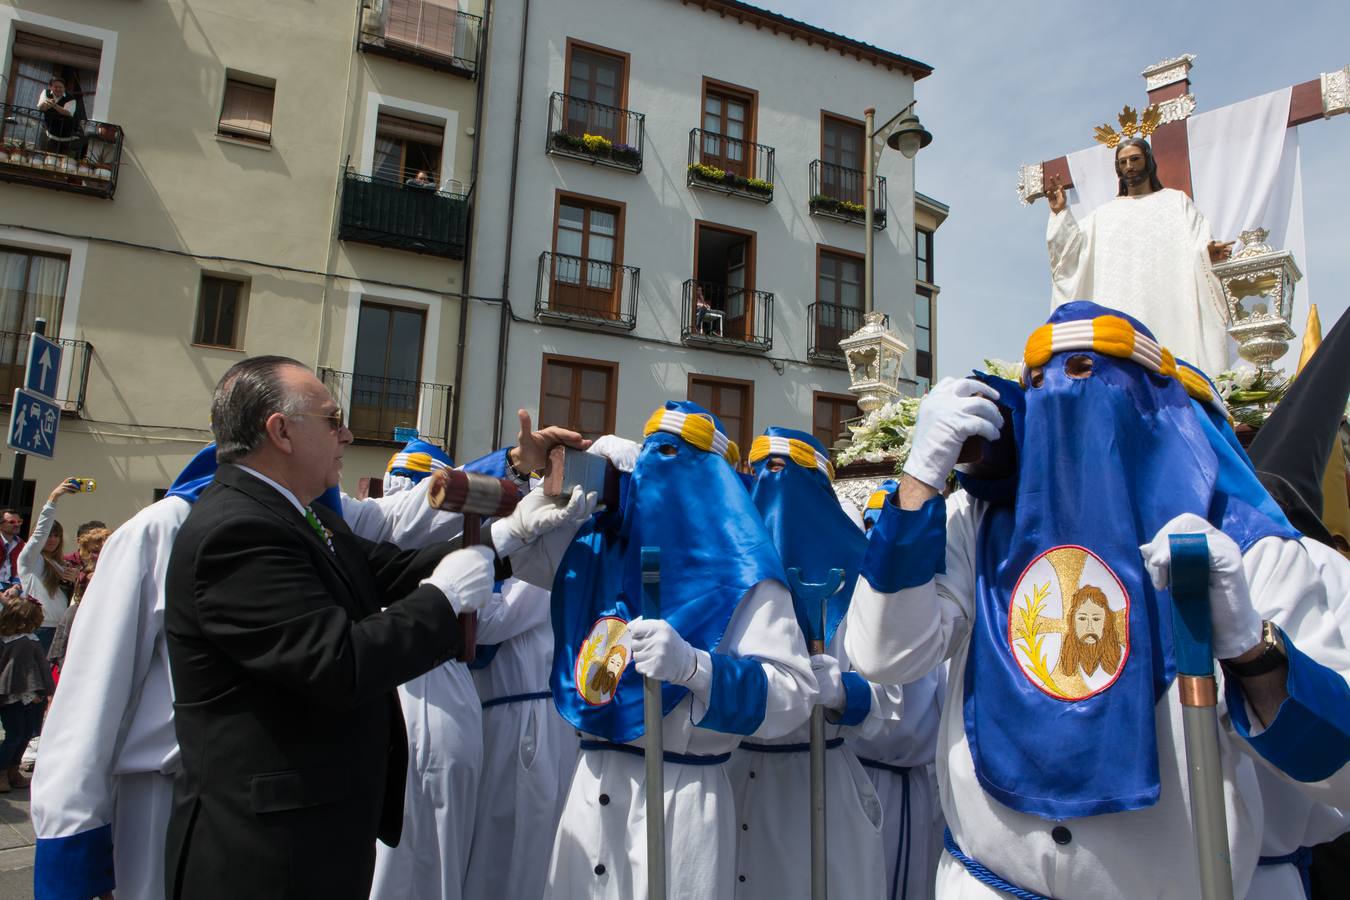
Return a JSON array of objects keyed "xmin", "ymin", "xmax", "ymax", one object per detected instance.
[
  {"xmin": 845, "ymin": 491, "xmax": 1350, "ymax": 900},
  {"xmin": 1047, "ymin": 189, "xmax": 1231, "ymax": 375},
  {"xmin": 848, "ymin": 670, "xmax": 944, "ymax": 900},
  {"xmin": 1246, "ymin": 537, "xmax": 1350, "ymax": 899},
  {"xmin": 464, "ymin": 579, "xmax": 579, "ymax": 900},
  {"xmin": 545, "ymin": 580, "xmax": 817, "ymax": 900},
  {"xmin": 31, "ymin": 478, "xmax": 463, "ymax": 900},
  {"xmin": 728, "ymin": 619, "xmax": 897, "ymax": 900}
]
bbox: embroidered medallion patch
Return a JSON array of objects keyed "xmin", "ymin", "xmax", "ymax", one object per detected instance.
[
  {"xmin": 1009, "ymin": 546, "xmax": 1130, "ymax": 701},
  {"xmin": 575, "ymin": 615, "xmax": 633, "ymax": 707}
]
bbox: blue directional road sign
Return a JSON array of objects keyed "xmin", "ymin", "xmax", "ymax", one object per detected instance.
[
  {"xmin": 8, "ymin": 388, "xmax": 61, "ymax": 460},
  {"xmin": 25, "ymin": 333, "xmax": 62, "ymax": 399}
]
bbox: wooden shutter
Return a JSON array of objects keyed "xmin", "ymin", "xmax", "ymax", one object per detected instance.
[
  {"xmin": 219, "ymin": 79, "xmax": 275, "ymax": 140},
  {"xmin": 376, "ymin": 112, "xmax": 444, "ymax": 146},
  {"xmin": 13, "ymin": 33, "xmax": 102, "ymax": 70}
]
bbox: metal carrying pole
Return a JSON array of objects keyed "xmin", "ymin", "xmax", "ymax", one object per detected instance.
[
  {"xmin": 641, "ymin": 547, "xmax": 666, "ymax": 900},
  {"xmin": 786, "ymin": 566, "xmax": 845, "ymax": 900},
  {"xmin": 6, "ymin": 317, "xmax": 45, "ymax": 513},
  {"xmin": 1168, "ymin": 533, "xmax": 1235, "ymax": 900}
]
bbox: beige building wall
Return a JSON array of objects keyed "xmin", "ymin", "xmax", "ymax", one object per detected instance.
[{"xmin": 0, "ymin": 1, "xmax": 482, "ymax": 526}]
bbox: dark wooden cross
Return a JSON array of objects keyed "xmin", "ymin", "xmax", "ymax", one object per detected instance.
[{"xmin": 1017, "ymin": 54, "xmax": 1349, "ymax": 204}]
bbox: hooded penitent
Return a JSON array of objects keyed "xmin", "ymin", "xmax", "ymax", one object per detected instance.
[
  {"xmin": 550, "ymin": 401, "xmax": 786, "ymax": 743},
  {"xmin": 964, "ymin": 301, "xmax": 1296, "ymax": 819},
  {"xmin": 748, "ymin": 427, "xmax": 864, "ymax": 647},
  {"xmin": 168, "ymin": 443, "xmax": 344, "ymax": 513},
  {"xmin": 384, "ymin": 438, "xmax": 453, "ymax": 491},
  {"xmin": 862, "ymin": 479, "xmax": 899, "ymax": 531}
]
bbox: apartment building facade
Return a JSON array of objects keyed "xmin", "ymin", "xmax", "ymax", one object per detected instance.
[
  {"xmin": 0, "ymin": 0, "xmax": 485, "ymax": 522},
  {"xmin": 459, "ymin": 0, "xmax": 935, "ymax": 455}
]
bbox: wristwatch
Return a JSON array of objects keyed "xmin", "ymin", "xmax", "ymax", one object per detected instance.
[
  {"xmin": 1220, "ymin": 621, "xmax": 1287, "ymax": 678},
  {"xmin": 505, "ymin": 451, "xmax": 530, "ymax": 484}
]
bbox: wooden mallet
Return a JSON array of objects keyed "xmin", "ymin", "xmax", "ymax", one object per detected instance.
[{"xmin": 427, "ymin": 468, "xmax": 520, "ymax": 663}]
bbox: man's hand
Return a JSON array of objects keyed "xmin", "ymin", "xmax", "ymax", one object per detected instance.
[
  {"xmin": 902, "ymin": 377, "xmax": 1002, "ymax": 493},
  {"xmin": 422, "ymin": 545, "xmax": 495, "ymax": 615},
  {"xmin": 1207, "ymin": 240, "xmax": 1235, "ymax": 265},
  {"xmin": 509, "ymin": 409, "xmax": 591, "ymax": 475},
  {"xmin": 810, "ymin": 654, "xmax": 847, "ymax": 711},
  {"xmin": 1045, "ymin": 174, "xmax": 1067, "ymax": 215},
  {"xmin": 627, "ymin": 617, "xmax": 697, "ymax": 684},
  {"xmin": 1139, "ymin": 513, "xmax": 1263, "ymax": 661}
]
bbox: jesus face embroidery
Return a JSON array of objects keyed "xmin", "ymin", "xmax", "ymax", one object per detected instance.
[
  {"xmin": 575, "ymin": 616, "xmax": 632, "ymax": 707},
  {"xmin": 1009, "ymin": 546, "xmax": 1131, "ymax": 701}
]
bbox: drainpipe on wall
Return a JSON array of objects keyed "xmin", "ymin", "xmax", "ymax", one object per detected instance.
[
  {"xmin": 490, "ymin": 0, "xmax": 531, "ymax": 451},
  {"xmin": 447, "ymin": 0, "xmax": 493, "ymax": 461},
  {"xmin": 315, "ymin": 3, "xmax": 364, "ymax": 372}
]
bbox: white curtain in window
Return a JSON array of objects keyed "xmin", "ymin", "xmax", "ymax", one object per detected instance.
[{"xmin": 373, "ymin": 136, "xmax": 401, "ymax": 182}]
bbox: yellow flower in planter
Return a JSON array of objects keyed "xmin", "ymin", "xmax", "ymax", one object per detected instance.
[{"xmin": 581, "ymin": 133, "xmax": 614, "ymax": 153}]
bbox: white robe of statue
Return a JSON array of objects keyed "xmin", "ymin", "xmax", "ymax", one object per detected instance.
[{"xmin": 1047, "ymin": 188, "xmax": 1231, "ymax": 375}]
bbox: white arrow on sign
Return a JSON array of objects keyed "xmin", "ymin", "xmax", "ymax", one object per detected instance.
[{"xmin": 38, "ymin": 347, "xmax": 53, "ymax": 389}]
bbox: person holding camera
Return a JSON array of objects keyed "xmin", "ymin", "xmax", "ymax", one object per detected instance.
[
  {"xmin": 18, "ymin": 478, "xmax": 86, "ymax": 654},
  {"xmin": 36, "ymin": 76, "xmax": 83, "ymax": 158}
]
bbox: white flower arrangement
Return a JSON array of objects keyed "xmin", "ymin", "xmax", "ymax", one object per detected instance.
[{"xmin": 835, "ymin": 396, "xmax": 922, "ymax": 470}]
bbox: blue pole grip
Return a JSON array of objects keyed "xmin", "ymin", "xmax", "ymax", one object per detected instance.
[
  {"xmin": 641, "ymin": 546, "xmax": 661, "ymax": 620},
  {"xmin": 1168, "ymin": 534, "xmax": 1214, "ymax": 678},
  {"xmin": 785, "ymin": 567, "xmax": 845, "ymax": 644}
]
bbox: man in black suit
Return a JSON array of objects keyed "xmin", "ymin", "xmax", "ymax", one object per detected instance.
[{"xmin": 164, "ymin": 356, "xmax": 592, "ymax": 898}]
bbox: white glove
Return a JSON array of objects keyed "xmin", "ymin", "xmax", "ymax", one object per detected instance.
[
  {"xmin": 903, "ymin": 377, "xmax": 1002, "ymax": 490},
  {"xmin": 588, "ymin": 434, "xmax": 641, "ymax": 473},
  {"xmin": 490, "ymin": 485, "xmax": 599, "ymax": 559},
  {"xmin": 810, "ymin": 654, "xmax": 846, "ymax": 711},
  {"xmin": 422, "ymin": 545, "xmax": 495, "ymax": 615},
  {"xmin": 627, "ymin": 617, "xmax": 697, "ymax": 684},
  {"xmin": 382, "ymin": 473, "xmax": 415, "ymax": 496},
  {"xmin": 1139, "ymin": 513, "xmax": 1263, "ymax": 660}
]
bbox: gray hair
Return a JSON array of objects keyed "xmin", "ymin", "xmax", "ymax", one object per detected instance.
[{"xmin": 211, "ymin": 355, "xmax": 308, "ymax": 464}]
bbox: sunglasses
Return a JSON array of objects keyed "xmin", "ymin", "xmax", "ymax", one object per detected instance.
[{"xmin": 290, "ymin": 409, "xmax": 346, "ymax": 432}]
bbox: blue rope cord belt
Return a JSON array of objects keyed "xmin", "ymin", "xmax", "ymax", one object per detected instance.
[
  {"xmin": 738, "ymin": 738, "xmax": 844, "ymax": 753},
  {"xmin": 480, "ymin": 690, "xmax": 551, "ymax": 710},
  {"xmin": 943, "ymin": 828, "xmax": 1058, "ymax": 900},
  {"xmin": 859, "ymin": 759, "xmax": 914, "ymax": 900},
  {"xmin": 1258, "ymin": 846, "xmax": 1312, "ymax": 899},
  {"xmin": 579, "ymin": 739, "xmax": 731, "ymax": 766}
]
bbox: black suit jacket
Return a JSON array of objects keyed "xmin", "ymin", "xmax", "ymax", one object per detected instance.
[{"xmin": 164, "ymin": 464, "xmax": 462, "ymax": 899}]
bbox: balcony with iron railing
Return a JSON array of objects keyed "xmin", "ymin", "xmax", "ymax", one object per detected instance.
[
  {"xmin": 686, "ymin": 129, "xmax": 775, "ymax": 203},
  {"xmin": 535, "ymin": 252, "xmax": 639, "ymax": 331},
  {"xmin": 0, "ymin": 104, "xmax": 124, "ymax": 199},
  {"xmin": 680, "ymin": 279, "xmax": 773, "ymax": 352},
  {"xmin": 318, "ymin": 367, "xmax": 453, "ymax": 448},
  {"xmin": 808, "ymin": 160, "xmax": 886, "ymax": 229},
  {"xmin": 546, "ymin": 92, "xmax": 644, "ymax": 174},
  {"xmin": 338, "ymin": 168, "xmax": 470, "ymax": 258},
  {"xmin": 806, "ymin": 302, "xmax": 864, "ymax": 366},
  {"xmin": 357, "ymin": 0, "xmax": 482, "ymax": 77},
  {"xmin": 0, "ymin": 331, "xmax": 94, "ymax": 416}
]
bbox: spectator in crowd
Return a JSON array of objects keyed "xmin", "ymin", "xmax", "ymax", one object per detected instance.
[
  {"xmin": 19, "ymin": 479, "xmax": 86, "ymax": 653},
  {"xmin": 36, "ymin": 76, "xmax": 82, "ymax": 157},
  {"xmin": 0, "ymin": 587, "xmax": 54, "ymax": 792},
  {"xmin": 48, "ymin": 525, "xmax": 111, "ymax": 677},
  {"xmin": 0, "ymin": 509, "xmax": 24, "ymax": 587}
]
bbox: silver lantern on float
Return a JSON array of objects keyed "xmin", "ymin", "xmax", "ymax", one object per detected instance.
[{"xmin": 1213, "ymin": 227, "xmax": 1302, "ymax": 373}]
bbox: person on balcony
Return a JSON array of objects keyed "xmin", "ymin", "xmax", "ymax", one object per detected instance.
[
  {"xmin": 36, "ymin": 77, "xmax": 83, "ymax": 158},
  {"xmin": 405, "ymin": 170, "xmax": 437, "ymax": 191}
]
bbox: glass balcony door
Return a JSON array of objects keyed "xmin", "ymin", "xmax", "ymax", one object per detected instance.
[
  {"xmin": 351, "ymin": 301, "xmax": 426, "ymax": 440},
  {"xmin": 552, "ymin": 200, "xmax": 620, "ymax": 320}
]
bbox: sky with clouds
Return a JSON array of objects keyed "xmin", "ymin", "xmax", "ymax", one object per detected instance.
[{"xmin": 769, "ymin": 0, "xmax": 1350, "ymax": 378}]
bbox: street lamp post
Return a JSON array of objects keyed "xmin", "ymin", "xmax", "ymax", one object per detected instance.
[{"xmin": 862, "ymin": 100, "xmax": 932, "ymax": 313}]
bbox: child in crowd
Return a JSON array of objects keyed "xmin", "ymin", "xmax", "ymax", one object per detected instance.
[{"xmin": 0, "ymin": 587, "xmax": 55, "ymax": 791}]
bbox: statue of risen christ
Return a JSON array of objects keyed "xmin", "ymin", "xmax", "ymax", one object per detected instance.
[{"xmin": 1045, "ymin": 139, "xmax": 1235, "ymax": 375}]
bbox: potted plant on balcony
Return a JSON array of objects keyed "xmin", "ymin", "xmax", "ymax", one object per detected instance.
[{"xmin": 612, "ymin": 142, "xmax": 640, "ymax": 166}]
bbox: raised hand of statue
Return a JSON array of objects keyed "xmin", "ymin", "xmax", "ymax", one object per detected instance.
[
  {"xmin": 1045, "ymin": 174, "xmax": 1067, "ymax": 215},
  {"xmin": 1207, "ymin": 240, "xmax": 1235, "ymax": 264}
]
